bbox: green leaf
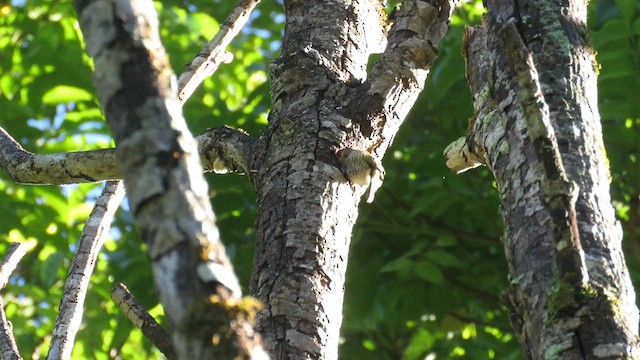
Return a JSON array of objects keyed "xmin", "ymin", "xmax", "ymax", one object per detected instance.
[
  {"xmin": 403, "ymin": 328, "xmax": 434, "ymax": 360},
  {"xmin": 380, "ymin": 257, "xmax": 414, "ymax": 273},
  {"xmin": 592, "ymin": 19, "xmax": 629, "ymax": 48},
  {"xmin": 39, "ymin": 251, "xmax": 65, "ymax": 286},
  {"xmin": 425, "ymin": 249, "xmax": 460, "ymax": 267},
  {"xmin": 42, "ymin": 85, "xmax": 92, "ymax": 104},
  {"xmin": 414, "ymin": 261, "xmax": 445, "ymax": 285}
]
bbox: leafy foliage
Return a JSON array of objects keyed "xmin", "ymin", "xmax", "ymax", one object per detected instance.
[{"xmin": 0, "ymin": 0, "xmax": 638, "ymax": 359}]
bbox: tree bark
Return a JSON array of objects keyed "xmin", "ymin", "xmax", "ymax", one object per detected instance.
[
  {"xmin": 447, "ymin": 0, "xmax": 639, "ymax": 358},
  {"xmin": 72, "ymin": 0, "xmax": 265, "ymax": 358},
  {"xmin": 248, "ymin": 0, "xmax": 453, "ymax": 358}
]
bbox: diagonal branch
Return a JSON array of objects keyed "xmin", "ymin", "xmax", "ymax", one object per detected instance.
[
  {"xmin": 111, "ymin": 283, "xmax": 176, "ymax": 360},
  {"xmin": 0, "ymin": 296, "xmax": 21, "ymax": 360},
  {"xmin": 0, "ymin": 242, "xmax": 33, "ymax": 290},
  {"xmin": 347, "ymin": 0, "xmax": 455, "ymax": 156},
  {"xmin": 0, "ymin": 242, "xmax": 32, "ymax": 360},
  {"xmin": 443, "ymin": 25, "xmax": 495, "ymax": 174},
  {"xmin": 47, "ymin": 181, "xmax": 125, "ymax": 360},
  {"xmin": 177, "ymin": 0, "xmax": 262, "ymax": 103}
]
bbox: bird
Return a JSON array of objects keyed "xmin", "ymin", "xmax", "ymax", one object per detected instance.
[{"xmin": 336, "ymin": 148, "xmax": 385, "ymax": 203}]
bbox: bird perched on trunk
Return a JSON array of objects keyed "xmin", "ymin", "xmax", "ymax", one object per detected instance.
[{"xmin": 336, "ymin": 148, "xmax": 385, "ymax": 203}]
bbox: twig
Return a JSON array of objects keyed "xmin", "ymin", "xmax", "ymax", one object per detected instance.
[
  {"xmin": 177, "ymin": 0, "xmax": 262, "ymax": 103},
  {"xmin": 47, "ymin": 181, "xmax": 126, "ymax": 360},
  {"xmin": 0, "ymin": 296, "xmax": 22, "ymax": 360},
  {"xmin": 0, "ymin": 242, "xmax": 32, "ymax": 290},
  {"xmin": 111, "ymin": 283, "xmax": 176, "ymax": 360}
]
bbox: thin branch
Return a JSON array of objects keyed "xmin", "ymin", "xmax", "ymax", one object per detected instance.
[
  {"xmin": 177, "ymin": 0, "xmax": 262, "ymax": 103},
  {"xmin": 443, "ymin": 26, "xmax": 494, "ymax": 173},
  {"xmin": 0, "ymin": 296, "xmax": 22, "ymax": 360},
  {"xmin": 47, "ymin": 181, "xmax": 125, "ymax": 360},
  {"xmin": 0, "ymin": 242, "xmax": 33, "ymax": 290},
  {"xmin": 111, "ymin": 283, "xmax": 176, "ymax": 360}
]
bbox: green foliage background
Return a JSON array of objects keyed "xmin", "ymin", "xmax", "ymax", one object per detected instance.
[{"xmin": 0, "ymin": 0, "xmax": 638, "ymax": 358}]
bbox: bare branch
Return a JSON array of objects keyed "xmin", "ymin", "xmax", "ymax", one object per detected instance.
[
  {"xmin": 111, "ymin": 283, "xmax": 176, "ymax": 360},
  {"xmin": 0, "ymin": 296, "xmax": 22, "ymax": 360},
  {"xmin": 177, "ymin": 0, "xmax": 262, "ymax": 103},
  {"xmin": 0, "ymin": 128, "xmax": 254, "ymax": 185},
  {"xmin": 0, "ymin": 127, "xmax": 119, "ymax": 185},
  {"xmin": 198, "ymin": 126, "xmax": 254, "ymax": 174},
  {"xmin": 0, "ymin": 243, "xmax": 31, "ymax": 360},
  {"xmin": 46, "ymin": 181, "xmax": 125, "ymax": 360},
  {"xmin": 0, "ymin": 242, "xmax": 33, "ymax": 290},
  {"xmin": 443, "ymin": 136, "xmax": 484, "ymax": 174}
]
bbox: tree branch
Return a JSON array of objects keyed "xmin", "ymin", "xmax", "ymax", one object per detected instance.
[
  {"xmin": 443, "ymin": 25, "xmax": 496, "ymax": 173},
  {"xmin": 177, "ymin": 0, "xmax": 261, "ymax": 103},
  {"xmin": 0, "ymin": 296, "xmax": 21, "ymax": 360},
  {"xmin": 348, "ymin": 0, "xmax": 454, "ymax": 151},
  {"xmin": 0, "ymin": 243, "xmax": 29, "ymax": 360},
  {"xmin": 47, "ymin": 181, "xmax": 125, "ymax": 360},
  {"xmin": 0, "ymin": 242, "xmax": 32, "ymax": 290},
  {"xmin": 0, "ymin": 127, "xmax": 119, "ymax": 185},
  {"xmin": 111, "ymin": 283, "xmax": 176, "ymax": 360},
  {"xmin": 0, "ymin": 127, "xmax": 254, "ymax": 185}
]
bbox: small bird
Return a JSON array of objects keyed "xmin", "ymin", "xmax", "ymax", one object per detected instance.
[{"xmin": 337, "ymin": 148, "xmax": 385, "ymax": 203}]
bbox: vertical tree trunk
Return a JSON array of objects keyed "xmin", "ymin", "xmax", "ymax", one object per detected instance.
[
  {"xmin": 73, "ymin": 0, "xmax": 264, "ymax": 358},
  {"xmin": 450, "ymin": 0, "xmax": 640, "ymax": 358},
  {"xmin": 249, "ymin": 1, "xmax": 453, "ymax": 358}
]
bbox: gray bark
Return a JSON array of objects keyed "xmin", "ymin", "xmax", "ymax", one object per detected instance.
[
  {"xmin": 72, "ymin": 0, "xmax": 265, "ymax": 358},
  {"xmin": 47, "ymin": 181, "xmax": 125, "ymax": 360},
  {"xmin": 446, "ymin": 0, "xmax": 639, "ymax": 358},
  {"xmin": 248, "ymin": 0, "xmax": 453, "ymax": 358}
]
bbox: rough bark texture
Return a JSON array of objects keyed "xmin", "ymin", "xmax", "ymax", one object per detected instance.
[
  {"xmin": 248, "ymin": 1, "xmax": 453, "ymax": 358},
  {"xmin": 73, "ymin": 0, "xmax": 265, "ymax": 358},
  {"xmin": 447, "ymin": 1, "xmax": 639, "ymax": 358}
]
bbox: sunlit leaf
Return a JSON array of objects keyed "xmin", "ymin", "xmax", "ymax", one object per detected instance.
[{"xmin": 42, "ymin": 85, "xmax": 93, "ymax": 104}]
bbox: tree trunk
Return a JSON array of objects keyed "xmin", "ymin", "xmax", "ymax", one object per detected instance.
[
  {"xmin": 248, "ymin": 0, "xmax": 453, "ymax": 358},
  {"xmin": 448, "ymin": 0, "xmax": 640, "ymax": 358},
  {"xmin": 72, "ymin": 0, "xmax": 264, "ymax": 358}
]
